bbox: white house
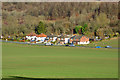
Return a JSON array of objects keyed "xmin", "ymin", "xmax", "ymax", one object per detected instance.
[
  {"xmin": 46, "ymin": 35, "xmax": 57, "ymax": 42},
  {"xmin": 36, "ymin": 33, "xmax": 47, "ymax": 42},
  {"xmin": 69, "ymin": 35, "xmax": 90, "ymax": 45},
  {"xmin": 26, "ymin": 33, "xmax": 47, "ymax": 43},
  {"xmin": 26, "ymin": 32, "xmax": 37, "ymax": 40},
  {"xmin": 57, "ymin": 35, "xmax": 70, "ymax": 44},
  {"xmin": 65, "ymin": 37, "xmax": 70, "ymax": 43}
]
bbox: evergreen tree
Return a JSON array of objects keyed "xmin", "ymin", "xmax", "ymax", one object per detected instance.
[
  {"xmin": 35, "ymin": 21, "xmax": 46, "ymax": 34},
  {"xmin": 82, "ymin": 24, "xmax": 88, "ymax": 34}
]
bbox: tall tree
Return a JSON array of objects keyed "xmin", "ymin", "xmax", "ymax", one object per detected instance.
[
  {"xmin": 82, "ymin": 23, "xmax": 88, "ymax": 34},
  {"xmin": 35, "ymin": 21, "xmax": 46, "ymax": 34},
  {"xmin": 75, "ymin": 25, "xmax": 82, "ymax": 34}
]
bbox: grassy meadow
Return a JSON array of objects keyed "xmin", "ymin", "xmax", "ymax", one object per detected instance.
[{"xmin": 2, "ymin": 42, "xmax": 118, "ymax": 78}]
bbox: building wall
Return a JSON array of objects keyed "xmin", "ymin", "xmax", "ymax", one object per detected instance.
[
  {"xmin": 52, "ymin": 37, "xmax": 57, "ymax": 42},
  {"xmin": 70, "ymin": 36, "xmax": 90, "ymax": 45},
  {"xmin": 73, "ymin": 41, "xmax": 90, "ymax": 45},
  {"xmin": 26, "ymin": 36, "xmax": 47, "ymax": 42},
  {"xmin": 60, "ymin": 41, "xmax": 65, "ymax": 45},
  {"xmin": 26, "ymin": 36, "xmax": 36, "ymax": 40},
  {"xmin": 65, "ymin": 38, "xmax": 70, "ymax": 43},
  {"xmin": 57, "ymin": 37, "xmax": 70, "ymax": 44},
  {"xmin": 79, "ymin": 36, "xmax": 89, "ymax": 44},
  {"xmin": 79, "ymin": 41, "xmax": 90, "ymax": 44},
  {"xmin": 69, "ymin": 39, "xmax": 73, "ymax": 43},
  {"xmin": 80, "ymin": 36, "xmax": 89, "ymax": 42},
  {"xmin": 47, "ymin": 37, "xmax": 57, "ymax": 42},
  {"xmin": 36, "ymin": 37, "xmax": 46, "ymax": 42}
]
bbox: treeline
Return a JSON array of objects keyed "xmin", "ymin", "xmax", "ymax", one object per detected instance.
[{"xmin": 2, "ymin": 2, "xmax": 120, "ymax": 38}]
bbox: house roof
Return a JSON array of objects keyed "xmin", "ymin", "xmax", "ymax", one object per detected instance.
[
  {"xmin": 72, "ymin": 40, "xmax": 80, "ymax": 42},
  {"xmin": 71, "ymin": 35, "xmax": 89, "ymax": 39},
  {"xmin": 47, "ymin": 35, "xmax": 57, "ymax": 37},
  {"xmin": 26, "ymin": 32, "xmax": 47, "ymax": 37},
  {"xmin": 27, "ymin": 32, "xmax": 37, "ymax": 36},
  {"xmin": 58, "ymin": 35, "xmax": 70, "ymax": 38},
  {"xmin": 36, "ymin": 33, "xmax": 47, "ymax": 37}
]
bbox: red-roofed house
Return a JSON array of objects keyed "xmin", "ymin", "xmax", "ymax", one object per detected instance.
[
  {"xmin": 36, "ymin": 33, "xmax": 47, "ymax": 42},
  {"xmin": 26, "ymin": 33, "xmax": 47, "ymax": 43},
  {"xmin": 26, "ymin": 32, "xmax": 37, "ymax": 40},
  {"xmin": 69, "ymin": 35, "xmax": 90, "ymax": 45}
]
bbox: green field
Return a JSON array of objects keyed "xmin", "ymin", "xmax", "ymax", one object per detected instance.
[{"xmin": 2, "ymin": 42, "xmax": 118, "ymax": 78}]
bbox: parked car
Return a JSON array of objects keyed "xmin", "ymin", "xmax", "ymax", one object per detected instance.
[
  {"xmin": 99, "ymin": 39, "xmax": 102, "ymax": 41},
  {"xmin": 45, "ymin": 43, "xmax": 51, "ymax": 46},
  {"xmin": 105, "ymin": 46, "xmax": 112, "ymax": 48},
  {"xmin": 51, "ymin": 44, "xmax": 54, "ymax": 46},
  {"xmin": 45, "ymin": 43, "xmax": 53, "ymax": 46},
  {"xmin": 95, "ymin": 46, "xmax": 101, "ymax": 48},
  {"xmin": 69, "ymin": 44, "xmax": 75, "ymax": 47},
  {"xmin": 65, "ymin": 44, "xmax": 69, "ymax": 46}
]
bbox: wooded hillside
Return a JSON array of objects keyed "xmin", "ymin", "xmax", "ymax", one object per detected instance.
[{"xmin": 2, "ymin": 2, "xmax": 119, "ymax": 38}]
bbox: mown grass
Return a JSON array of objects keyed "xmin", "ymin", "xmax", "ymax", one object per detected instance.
[{"xmin": 2, "ymin": 42, "xmax": 118, "ymax": 78}]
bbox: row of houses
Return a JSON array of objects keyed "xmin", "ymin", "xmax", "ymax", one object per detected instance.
[{"xmin": 26, "ymin": 32, "xmax": 90, "ymax": 45}]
